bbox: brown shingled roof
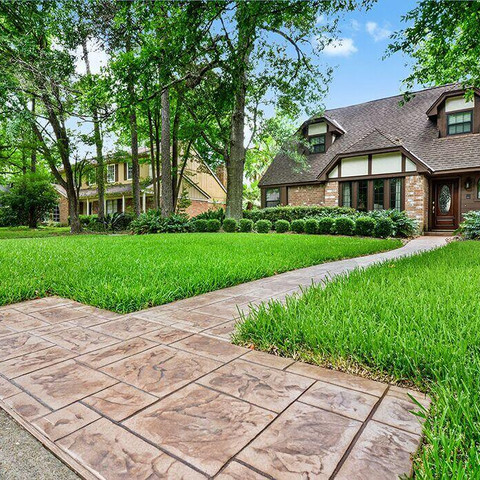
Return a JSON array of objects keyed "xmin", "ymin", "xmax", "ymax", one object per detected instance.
[{"xmin": 260, "ymin": 84, "xmax": 479, "ymax": 187}]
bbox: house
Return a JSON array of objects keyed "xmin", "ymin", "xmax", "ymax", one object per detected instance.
[
  {"xmin": 259, "ymin": 84, "xmax": 480, "ymax": 232},
  {"xmin": 54, "ymin": 147, "xmax": 227, "ymax": 224}
]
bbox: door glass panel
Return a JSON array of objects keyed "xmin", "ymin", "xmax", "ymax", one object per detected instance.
[{"xmin": 438, "ymin": 184, "xmax": 451, "ymax": 214}]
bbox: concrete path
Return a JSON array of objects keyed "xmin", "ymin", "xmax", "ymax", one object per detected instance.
[{"xmin": 0, "ymin": 236, "xmax": 447, "ymax": 479}]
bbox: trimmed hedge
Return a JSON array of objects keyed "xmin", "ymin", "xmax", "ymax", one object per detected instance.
[
  {"xmin": 223, "ymin": 218, "xmax": 238, "ymax": 233},
  {"xmin": 255, "ymin": 219, "xmax": 272, "ymax": 233},
  {"xmin": 291, "ymin": 219, "xmax": 305, "ymax": 233},
  {"xmin": 206, "ymin": 219, "xmax": 221, "ymax": 232},
  {"xmin": 334, "ymin": 217, "xmax": 356, "ymax": 236},
  {"xmin": 194, "ymin": 219, "xmax": 209, "ymax": 232},
  {"xmin": 375, "ymin": 217, "xmax": 394, "ymax": 238},
  {"xmin": 305, "ymin": 218, "xmax": 319, "ymax": 235},
  {"xmin": 356, "ymin": 216, "xmax": 376, "ymax": 237},
  {"xmin": 275, "ymin": 219, "xmax": 290, "ymax": 233},
  {"xmin": 239, "ymin": 218, "xmax": 254, "ymax": 233},
  {"xmin": 317, "ymin": 217, "xmax": 335, "ymax": 234}
]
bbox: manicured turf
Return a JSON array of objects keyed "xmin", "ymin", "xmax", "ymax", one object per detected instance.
[
  {"xmin": 234, "ymin": 241, "xmax": 480, "ymax": 478},
  {"xmin": 0, "ymin": 233, "xmax": 400, "ymax": 313},
  {"xmin": 0, "ymin": 226, "xmax": 71, "ymax": 239}
]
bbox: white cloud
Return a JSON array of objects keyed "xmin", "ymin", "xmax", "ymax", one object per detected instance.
[
  {"xmin": 322, "ymin": 38, "xmax": 358, "ymax": 57},
  {"xmin": 366, "ymin": 21, "xmax": 392, "ymax": 42},
  {"xmin": 350, "ymin": 19, "xmax": 361, "ymax": 31},
  {"xmin": 74, "ymin": 39, "xmax": 108, "ymax": 75}
]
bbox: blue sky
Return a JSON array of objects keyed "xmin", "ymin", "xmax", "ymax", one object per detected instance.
[{"xmin": 319, "ymin": 0, "xmax": 418, "ymax": 109}]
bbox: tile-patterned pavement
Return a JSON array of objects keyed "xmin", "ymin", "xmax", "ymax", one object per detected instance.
[{"xmin": 0, "ymin": 237, "xmax": 446, "ymax": 479}]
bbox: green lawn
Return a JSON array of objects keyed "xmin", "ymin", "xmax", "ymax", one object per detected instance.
[
  {"xmin": 0, "ymin": 233, "xmax": 400, "ymax": 313},
  {"xmin": 0, "ymin": 226, "xmax": 71, "ymax": 239},
  {"xmin": 234, "ymin": 241, "xmax": 480, "ymax": 478}
]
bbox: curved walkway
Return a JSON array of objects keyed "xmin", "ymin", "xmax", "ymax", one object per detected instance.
[{"xmin": 0, "ymin": 236, "xmax": 447, "ymax": 479}]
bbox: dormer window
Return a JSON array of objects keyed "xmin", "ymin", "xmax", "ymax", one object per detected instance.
[
  {"xmin": 311, "ymin": 134, "xmax": 326, "ymax": 153},
  {"xmin": 447, "ymin": 110, "xmax": 473, "ymax": 135}
]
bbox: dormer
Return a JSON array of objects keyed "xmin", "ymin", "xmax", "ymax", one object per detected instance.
[
  {"xmin": 303, "ymin": 116, "xmax": 345, "ymax": 154},
  {"xmin": 426, "ymin": 89, "xmax": 480, "ymax": 138}
]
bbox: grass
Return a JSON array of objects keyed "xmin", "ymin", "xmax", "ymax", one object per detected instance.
[
  {"xmin": 0, "ymin": 226, "xmax": 71, "ymax": 239},
  {"xmin": 0, "ymin": 233, "xmax": 400, "ymax": 313},
  {"xmin": 234, "ymin": 241, "xmax": 480, "ymax": 478}
]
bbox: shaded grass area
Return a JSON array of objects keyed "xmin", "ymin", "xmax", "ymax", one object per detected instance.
[
  {"xmin": 0, "ymin": 226, "xmax": 71, "ymax": 239},
  {"xmin": 234, "ymin": 241, "xmax": 480, "ymax": 478},
  {"xmin": 0, "ymin": 233, "xmax": 400, "ymax": 313}
]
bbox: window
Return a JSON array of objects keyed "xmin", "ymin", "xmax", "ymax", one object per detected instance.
[
  {"xmin": 126, "ymin": 163, "xmax": 133, "ymax": 180},
  {"xmin": 107, "ymin": 164, "xmax": 116, "ymax": 183},
  {"xmin": 390, "ymin": 178, "xmax": 403, "ymax": 211},
  {"xmin": 52, "ymin": 205, "xmax": 60, "ymax": 222},
  {"xmin": 357, "ymin": 180, "xmax": 368, "ymax": 211},
  {"xmin": 310, "ymin": 134, "xmax": 326, "ymax": 154},
  {"xmin": 265, "ymin": 188, "xmax": 281, "ymax": 208},
  {"xmin": 342, "ymin": 182, "xmax": 352, "ymax": 207},
  {"xmin": 447, "ymin": 111, "xmax": 473, "ymax": 135},
  {"xmin": 106, "ymin": 199, "xmax": 117, "ymax": 214},
  {"xmin": 373, "ymin": 179, "xmax": 384, "ymax": 210}
]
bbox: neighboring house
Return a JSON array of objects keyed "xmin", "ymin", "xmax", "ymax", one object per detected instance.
[
  {"xmin": 55, "ymin": 147, "xmax": 227, "ymax": 224},
  {"xmin": 259, "ymin": 84, "xmax": 480, "ymax": 232}
]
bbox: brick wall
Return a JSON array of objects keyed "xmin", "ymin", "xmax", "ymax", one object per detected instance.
[
  {"xmin": 324, "ymin": 181, "xmax": 339, "ymax": 207},
  {"xmin": 186, "ymin": 201, "xmax": 225, "ymax": 217},
  {"xmin": 405, "ymin": 174, "xmax": 429, "ymax": 232},
  {"xmin": 287, "ymin": 184, "xmax": 325, "ymax": 206}
]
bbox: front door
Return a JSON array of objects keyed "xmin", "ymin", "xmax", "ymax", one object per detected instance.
[{"xmin": 432, "ymin": 179, "xmax": 459, "ymax": 230}]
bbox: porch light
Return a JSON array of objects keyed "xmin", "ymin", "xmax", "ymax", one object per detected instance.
[{"xmin": 465, "ymin": 177, "xmax": 473, "ymax": 190}]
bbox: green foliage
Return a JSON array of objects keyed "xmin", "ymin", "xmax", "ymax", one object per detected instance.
[
  {"xmin": 0, "ymin": 226, "xmax": 70, "ymax": 239},
  {"xmin": 239, "ymin": 218, "xmax": 254, "ymax": 233},
  {"xmin": 291, "ymin": 219, "xmax": 305, "ymax": 233},
  {"xmin": 0, "ymin": 173, "xmax": 58, "ymax": 228},
  {"xmin": 255, "ymin": 219, "xmax": 272, "ymax": 233},
  {"xmin": 194, "ymin": 219, "xmax": 209, "ymax": 233},
  {"xmin": 304, "ymin": 218, "xmax": 319, "ymax": 235},
  {"xmin": 234, "ymin": 242, "xmax": 480, "ymax": 478},
  {"xmin": 275, "ymin": 219, "xmax": 290, "ymax": 233},
  {"xmin": 130, "ymin": 210, "xmax": 191, "ymax": 234},
  {"xmin": 194, "ymin": 208, "xmax": 225, "ymax": 222},
  {"xmin": 206, "ymin": 219, "xmax": 221, "ymax": 232},
  {"xmin": 457, "ymin": 210, "xmax": 480, "ymax": 239},
  {"xmin": 317, "ymin": 217, "xmax": 335, "ymax": 235},
  {"xmin": 368, "ymin": 210, "xmax": 418, "ymax": 237},
  {"xmin": 355, "ymin": 216, "xmax": 376, "ymax": 237},
  {"xmin": 244, "ymin": 206, "xmax": 355, "ymax": 224},
  {"xmin": 222, "ymin": 218, "xmax": 238, "ymax": 233},
  {"xmin": 334, "ymin": 217, "xmax": 356, "ymax": 236},
  {"xmin": 374, "ymin": 217, "xmax": 394, "ymax": 238}
]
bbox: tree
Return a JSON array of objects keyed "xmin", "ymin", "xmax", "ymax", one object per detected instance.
[
  {"xmin": 0, "ymin": 172, "xmax": 58, "ymax": 228},
  {"xmin": 389, "ymin": 1, "xmax": 480, "ymax": 92}
]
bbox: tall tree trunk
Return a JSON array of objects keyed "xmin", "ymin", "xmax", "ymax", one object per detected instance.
[
  {"xmin": 147, "ymin": 106, "xmax": 157, "ymax": 207},
  {"xmin": 161, "ymin": 88, "xmax": 173, "ymax": 217},
  {"xmin": 28, "ymin": 97, "xmax": 37, "ymax": 228},
  {"xmin": 171, "ymin": 93, "xmax": 181, "ymax": 210},
  {"xmin": 82, "ymin": 39, "xmax": 105, "ymax": 221},
  {"xmin": 154, "ymin": 111, "xmax": 161, "ymax": 209}
]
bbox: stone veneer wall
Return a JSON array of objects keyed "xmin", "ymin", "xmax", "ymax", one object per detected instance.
[
  {"xmin": 58, "ymin": 195, "xmax": 69, "ymax": 225},
  {"xmin": 287, "ymin": 184, "xmax": 325, "ymax": 206},
  {"xmin": 405, "ymin": 174, "xmax": 429, "ymax": 232},
  {"xmin": 324, "ymin": 181, "xmax": 339, "ymax": 207}
]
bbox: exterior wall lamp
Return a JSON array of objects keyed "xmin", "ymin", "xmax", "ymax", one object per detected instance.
[{"xmin": 465, "ymin": 177, "xmax": 473, "ymax": 190}]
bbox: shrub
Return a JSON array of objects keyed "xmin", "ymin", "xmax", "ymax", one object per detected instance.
[
  {"xmin": 255, "ymin": 219, "xmax": 272, "ymax": 233},
  {"xmin": 317, "ymin": 217, "xmax": 335, "ymax": 234},
  {"xmin": 206, "ymin": 219, "xmax": 221, "ymax": 232},
  {"xmin": 239, "ymin": 218, "xmax": 254, "ymax": 233},
  {"xmin": 375, "ymin": 217, "xmax": 394, "ymax": 238},
  {"xmin": 243, "ymin": 205, "xmax": 356, "ymax": 224},
  {"xmin": 458, "ymin": 210, "xmax": 480, "ymax": 239},
  {"xmin": 305, "ymin": 218, "xmax": 319, "ymax": 234},
  {"xmin": 368, "ymin": 210, "xmax": 418, "ymax": 237},
  {"xmin": 334, "ymin": 217, "xmax": 356, "ymax": 236},
  {"xmin": 291, "ymin": 219, "xmax": 305, "ymax": 233},
  {"xmin": 194, "ymin": 207, "xmax": 225, "ymax": 223},
  {"xmin": 275, "ymin": 219, "xmax": 290, "ymax": 233},
  {"xmin": 194, "ymin": 219, "xmax": 209, "ymax": 232},
  {"xmin": 130, "ymin": 211, "xmax": 191, "ymax": 234},
  {"xmin": 161, "ymin": 214, "xmax": 192, "ymax": 233},
  {"xmin": 223, "ymin": 218, "xmax": 238, "ymax": 233},
  {"xmin": 355, "ymin": 216, "xmax": 376, "ymax": 237}
]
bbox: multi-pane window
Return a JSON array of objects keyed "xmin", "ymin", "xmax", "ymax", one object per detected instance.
[
  {"xmin": 390, "ymin": 178, "xmax": 403, "ymax": 211},
  {"xmin": 342, "ymin": 182, "xmax": 352, "ymax": 208},
  {"xmin": 126, "ymin": 163, "xmax": 133, "ymax": 180},
  {"xmin": 447, "ymin": 111, "xmax": 473, "ymax": 135},
  {"xmin": 106, "ymin": 199, "xmax": 117, "ymax": 214},
  {"xmin": 107, "ymin": 164, "xmax": 116, "ymax": 183},
  {"xmin": 52, "ymin": 205, "xmax": 60, "ymax": 222},
  {"xmin": 373, "ymin": 179, "xmax": 384, "ymax": 210},
  {"xmin": 357, "ymin": 180, "xmax": 368, "ymax": 211},
  {"xmin": 311, "ymin": 134, "xmax": 326, "ymax": 154},
  {"xmin": 265, "ymin": 188, "xmax": 281, "ymax": 208}
]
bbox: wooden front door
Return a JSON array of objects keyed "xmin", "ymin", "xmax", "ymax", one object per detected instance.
[{"xmin": 432, "ymin": 179, "xmax": 459, "ymax": 230}]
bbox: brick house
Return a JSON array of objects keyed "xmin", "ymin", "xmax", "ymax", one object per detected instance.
[
  {"xmin": 54, "ymin": 147, "xmax": 226, "ymax": 224},
  {"xmin": 259, "ymin": 85, "xmax": 480, "ymax": 232}
]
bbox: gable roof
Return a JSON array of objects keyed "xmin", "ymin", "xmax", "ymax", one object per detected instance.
[{"xmin": 260, "ymin": 84, "xmax": 480, "ymax": 187}]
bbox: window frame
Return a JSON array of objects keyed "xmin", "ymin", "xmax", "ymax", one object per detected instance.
[
  {"xmin": 265, "ymin": 187, "xmax": 281, "ymax": 208},
  {"xmin": 447, "ymin": 109, "xmax": 473, "ymax": 136},
  {"xmin": 52, "ymin": 205, "xmax": 60, "ymax": 222},
  {"xmin": 106, "ymin": 199, "xmax": 117, "ymax": 215},
  {"xmin": 106, "ymin": 164, "xmax": 117, "ymax": 184},
  {"xmin": 125, "ymin": 163, "xmax": 133, "ymax": 181},
  {"xmin": 310, "ymin": 134, "xmax": 326, "ymax": 154}
]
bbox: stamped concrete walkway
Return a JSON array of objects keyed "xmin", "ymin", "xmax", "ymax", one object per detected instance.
[{"xmin": 0, "ymin": 236, "xmax": 446, "ymax": 479}]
